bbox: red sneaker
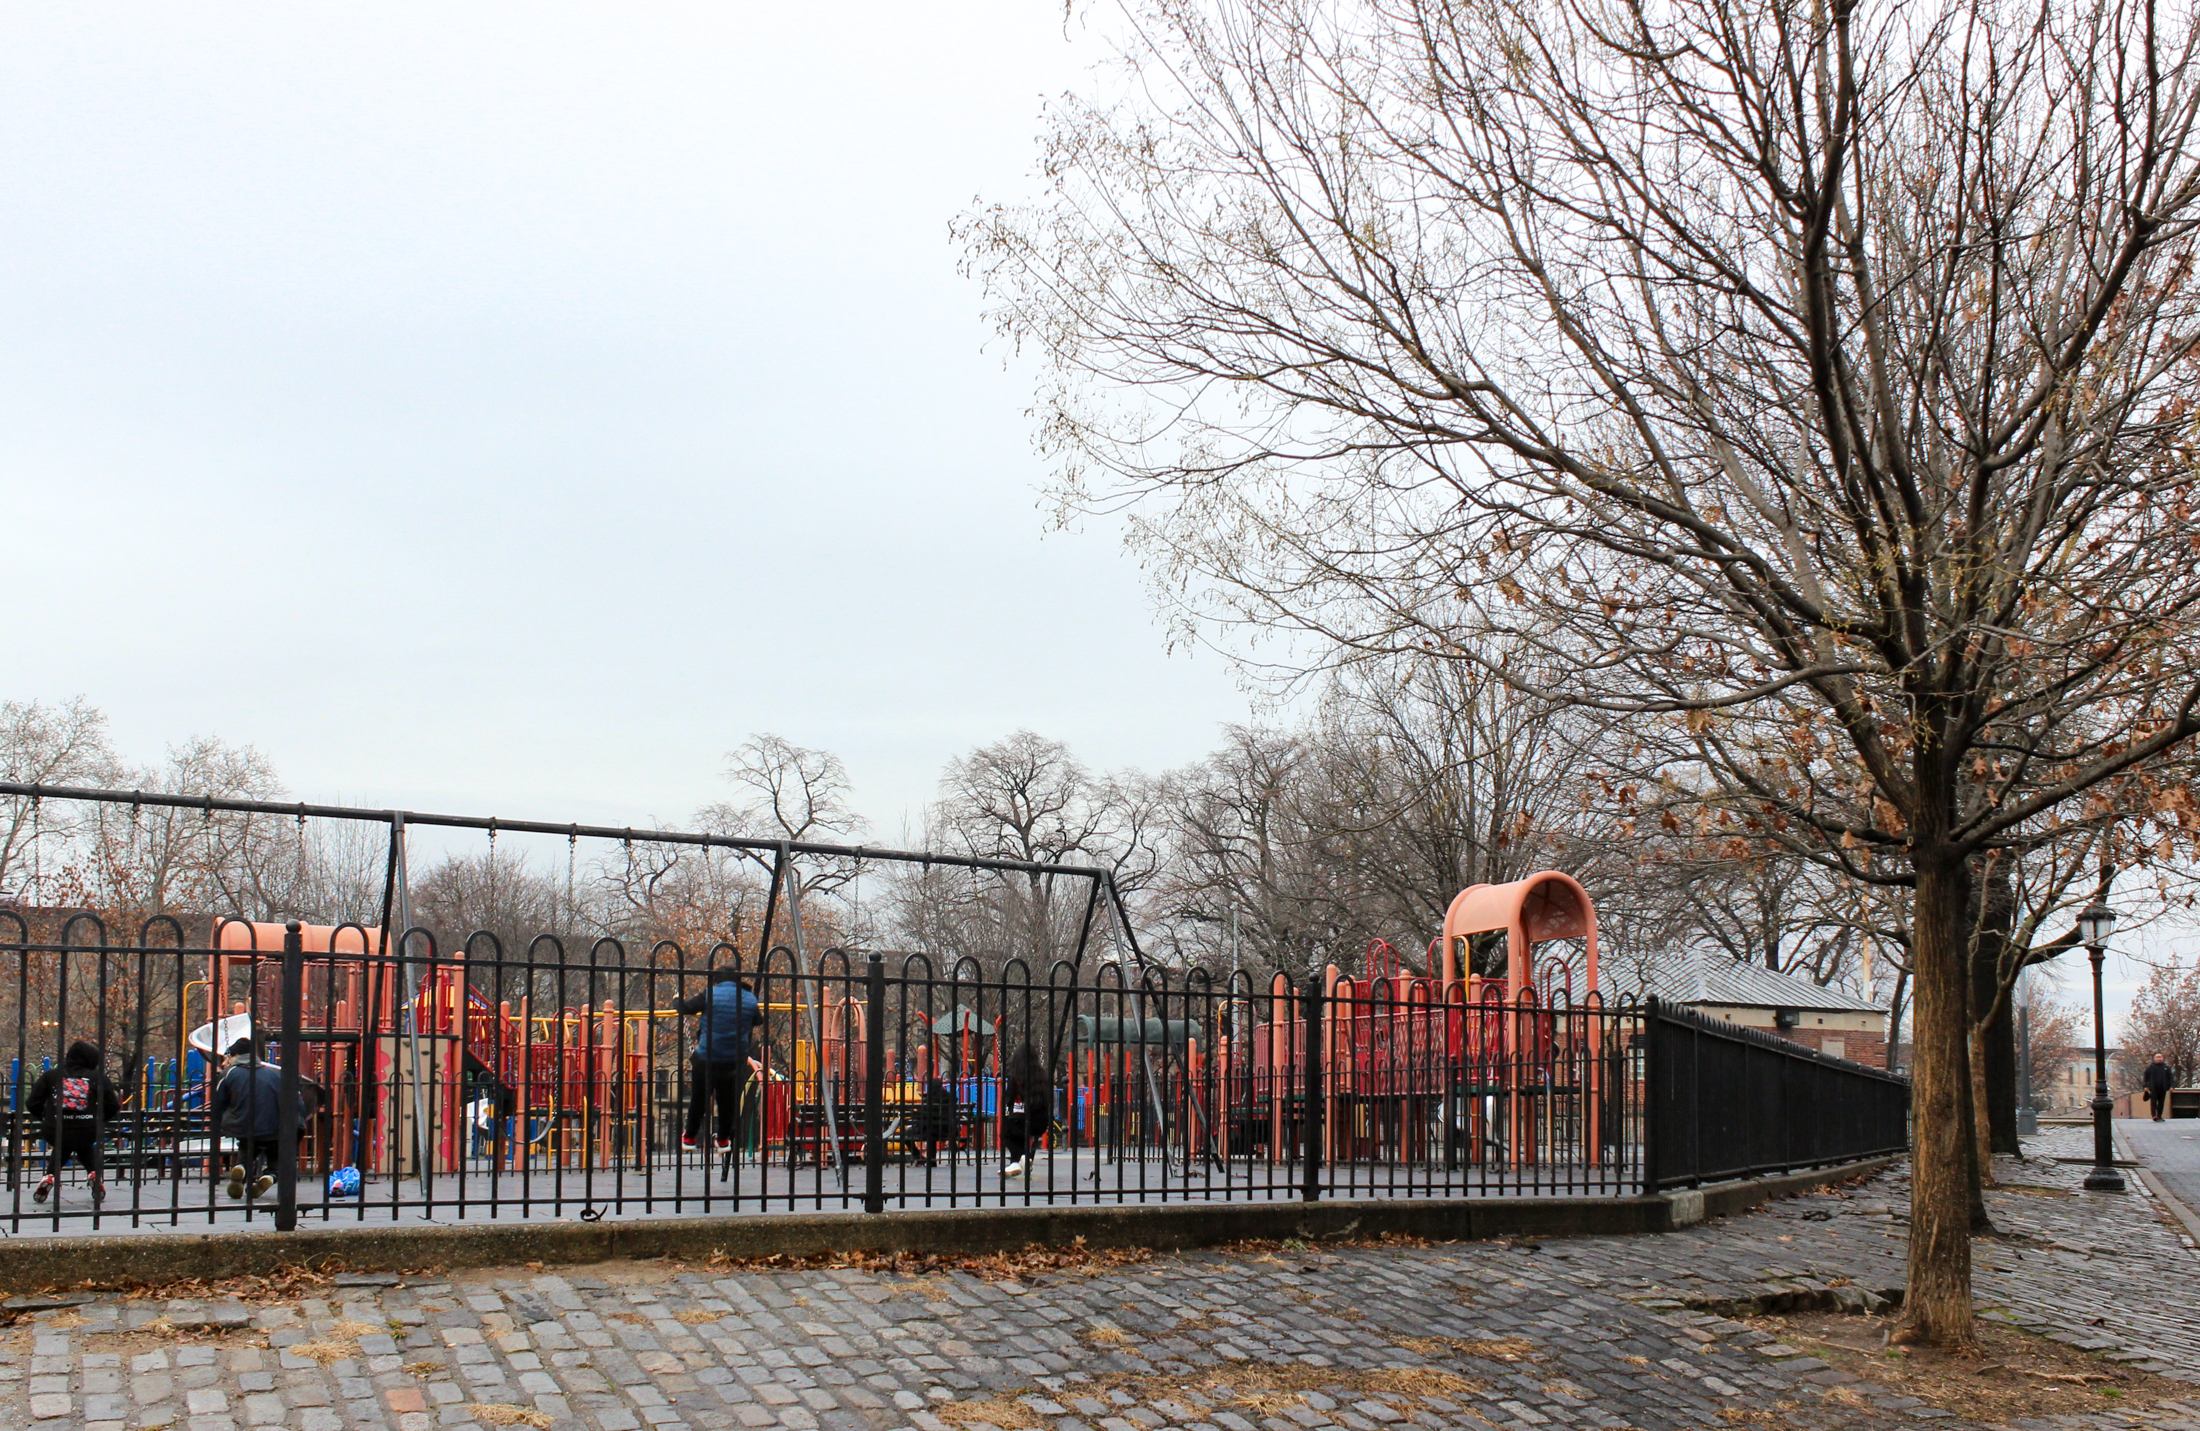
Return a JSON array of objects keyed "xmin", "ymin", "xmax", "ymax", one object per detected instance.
[{"xmin": 680, "ymin": 1134, "xmax": 698, "ymax": 1149}]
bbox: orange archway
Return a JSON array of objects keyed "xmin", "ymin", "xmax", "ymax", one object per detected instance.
[{"xmin": 1438, "ymin": 871, "xmax": 1598, "ymax": 1001}]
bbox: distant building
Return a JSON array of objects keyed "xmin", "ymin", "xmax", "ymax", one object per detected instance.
[
  {"xmin": 2045, "ymin": 1046, "xmax": 2120, "ymax": 1113},
  {"xmin": 1616, "ymin": 948, "xmax": 1890, "ymax": 1068}
]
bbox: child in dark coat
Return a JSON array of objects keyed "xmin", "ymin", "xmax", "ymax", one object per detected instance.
[
  {"xmin": 1000, "ymin": 1044, "xmax": 1054, "ymax": 1180},
  {"xmin": 26, "ymin": 1040, "xmax": 121, "ymax": 1205}
]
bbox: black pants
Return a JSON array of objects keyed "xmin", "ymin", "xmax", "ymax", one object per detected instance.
[
  {"xmin": 1003, "ymin": 1111, "xmax": 1049, "ymax": 1161},
  {"xmin": 44, "ymin": 1121, "xmax": 102, "ymax": 1177},
  {"xmin": 685, "ymin": 1058, "xmax": 749, "ymax": 1145},
  {"xmin": 234, "ymin": 1135, "xmax": 281, "ymax": 1181}
]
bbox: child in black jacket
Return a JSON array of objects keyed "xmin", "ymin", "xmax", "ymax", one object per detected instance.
[{"xmin": 26, "ymin": 1040, "xmax": 121, "ymax": 1205}]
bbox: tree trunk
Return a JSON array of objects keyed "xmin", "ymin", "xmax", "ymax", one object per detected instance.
[
  {"xmin": 1983, "ymin": 997, "xmax": 2019, "ymax": 1155},
  {"xmin": 1975, "ymin": 866, "xmax": 2021, "ymax": 1156},
  {"xmin": 1893, "ymin": 852, "xmax": 1977, "ymax": 1347},
  {"xmin": 1963, "ymin": 1028, "xmax": 1992, "ymax": 1230},
  {"xmin": 1886, "ymin": 965, "xmax": 1911, "ymax": 1069},
  {"xmin": 1967, "ymin": 943, "xmax": 1996, "ymax": 1193}
]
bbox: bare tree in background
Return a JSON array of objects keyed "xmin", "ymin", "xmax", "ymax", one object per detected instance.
[
  {"xmin": 698, "ymin": 734, "xmax": 871, "ymax": 960},
  {"xmin": 1158, "ymin": 652, "xmax": 1591, "ymax": 976},
  {"xmin": 965, "ymin": 0, "xmax": 2200, "ymax": 1343},
  {"xmin": 0, "ymin": 698, "xmax": 123, "ymax": 903},
  {"xmin": 904, "ymin": 731, "xmax": 1162, "ymax": 974},
  {"xmin": 409, "ymin": 846, "xmax": 566, "ymax": 960},
  {"xmin": 2123, "ymin": 961, "xmax": 2200, "ymax": 1091},
  {"xmin": 2017, "ymin": 998, "xmax": 2085, "ymax": 1109}
]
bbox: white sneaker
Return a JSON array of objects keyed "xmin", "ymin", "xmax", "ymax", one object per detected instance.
[{"xmin": 1002, "ymin": 1159, "xmax": 1024, "ymax": 1178}]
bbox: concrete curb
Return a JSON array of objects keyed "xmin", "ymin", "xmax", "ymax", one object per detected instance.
[{"xmin": 0, "ymin": 1157, "xmax": 1896, "ymax": 1294}]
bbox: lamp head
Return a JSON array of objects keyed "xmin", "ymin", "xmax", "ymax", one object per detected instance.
[{"xmin": 2077, "ymin": 901, "xmax": 2117, "ymax": 948}]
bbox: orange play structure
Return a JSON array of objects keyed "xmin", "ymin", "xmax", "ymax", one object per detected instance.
[
  {"xmin": 1248, "ymin": 871, "xmax": 1610, "ymax": 1166},
  {"xmin": 199, "ymin": 922, "xmax": 690, "ymax": 1176}
]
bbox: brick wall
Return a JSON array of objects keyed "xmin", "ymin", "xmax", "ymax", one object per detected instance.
[{"xmin": 1772, "ymin": 1027, "xmax": 1889, "ymax": 1069}]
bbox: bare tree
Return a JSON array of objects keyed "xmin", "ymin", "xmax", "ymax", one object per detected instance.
[
  {"xmin": 965, "ymin": 0, "xmax": 2200, "ymax": 1342},
  {"xmin": 2123, "ymin": 961, "xmax": 2200, "ymax": 1091},
  {"xmin": 907, "ymin": 731, "xmax": 1158, "ymax": 973},
  {"xmin": 2017, "ymin": 998, "xmax": 2086, "ymax": 1110},
  {"xmin": 0, "ymin": 698, "xmax": 123, "ymax": 903}
]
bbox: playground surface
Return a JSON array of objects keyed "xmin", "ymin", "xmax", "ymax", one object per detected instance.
[{"xmin": 1, "ymin": 1124, "xmax": 2195, "ymax": 1431}]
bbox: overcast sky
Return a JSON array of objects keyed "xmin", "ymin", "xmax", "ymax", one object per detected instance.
[
  {"xmin": 2, "ymin": 5, "xmax": 2178, "ymax": 1023},
  {"xmin": 0, "ymin": 2, "xmax": 1259, "ymax": 838}
]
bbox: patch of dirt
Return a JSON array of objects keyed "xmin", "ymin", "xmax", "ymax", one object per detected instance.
[
  {"xmin": 1100, "ymin": 1361, "xmax": 1490, "ymax": 1420},
  {"xmin": 934, "ymin": 1396, "xmax": 1050, "ymax": 1429},
  {"xmin": 1218, "ymin": 1230, "xmax": 1444, "ymax": 1255},
  {"xmin": 1391, "ymin": 1334, "xmax": 1541, "ymax": 1364},
  {"xmin": 1744, "ymin": 1309, "xmax": 2188, "ymax": 1424},
  {"xmin": 470, "ymin": 1406, "xmax": 552, "ymax": 1428},
  {"xmin": 284, "ymin": 1318, "xmax": 382, "ymax": 1365},
  {"xmin": 954, "ymin": 1359, "xmax": 1494, "ymax": 1425},
  {"xmin": 75, "ymin": 1319, "xmax": 266, "ymax": 1354},
  {"xmin": 687, "ymin": 1237, "xmax": 1158, "ymax": 1283},
  {"xmin": 56, "ymin": 1264, "xmax": 347, "ymax": 1304},
  {"xmin": 672, "ymin": 1309, "xmax": 720, "ymax": 1325}
]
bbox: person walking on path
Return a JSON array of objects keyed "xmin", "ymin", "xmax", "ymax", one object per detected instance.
[
  {"xmin": 26, "ymin": 1040, "xmax": 120, "ymax": 1206},
  {"xmin": 676, "ymin": 968, "xmax": 762, "ymax": 1151},
  {"xmin": 2144, "ymin": 1052, "xmax": 2177, "ymax": 1121}
]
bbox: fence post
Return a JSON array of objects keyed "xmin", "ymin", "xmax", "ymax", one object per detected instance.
[
  {"xmin": 862, "ymin": 952, "xmax": 886, "ymax": 1214},
  {"xmin": 1640, "ymin": 999, "xmax": 1659, "ymax": 1195},
  {"xmin": 1301, "ymin": 973, "xmax": 1323, "ymax": 1204},
  {"xmin": 275, "ymin": 919, "xmax": 304, "ymax": 1233}
]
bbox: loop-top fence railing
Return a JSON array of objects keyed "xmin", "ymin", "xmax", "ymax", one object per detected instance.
[{"xmin": 0, "ymin": 918, "xmax": 1907, "ymax": 1233}]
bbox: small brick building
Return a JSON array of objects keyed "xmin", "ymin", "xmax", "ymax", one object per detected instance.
[{"xmin": 1623, "ymin": 948, "xmax": 1890, "ymax": 1068}]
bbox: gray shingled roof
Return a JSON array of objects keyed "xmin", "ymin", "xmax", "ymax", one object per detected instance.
[{"xmin": 1610, "ymin": 946, "xmax": 1886, "ymax": 1013}]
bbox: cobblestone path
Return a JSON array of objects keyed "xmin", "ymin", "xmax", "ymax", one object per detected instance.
[{"xmin": 0, "ymin": 1125, "xmax": 2194, "ymax": 1431}]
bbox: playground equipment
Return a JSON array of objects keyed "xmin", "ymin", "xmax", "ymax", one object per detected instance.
[
  {"xmin": 8, "ymin": 861, "xmax": 1617, "ymax": 1189},
  {"xmin": 1250, "ymin": 871, "xmax": 1610, "ymax": 1169}
]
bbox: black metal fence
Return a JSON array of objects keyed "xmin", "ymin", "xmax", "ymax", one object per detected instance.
[
  {"xmin": 1643, "ymin": 1001, "xmax": 1912, "ymax": 1190},
  {"xmin": 0, "ymin": 916, "xmax": 1905, "ymax": 1233}
]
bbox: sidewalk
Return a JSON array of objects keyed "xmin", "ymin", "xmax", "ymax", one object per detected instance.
[
  {"xmin": 2119, "ymin": 1116, "xmax": 2200, "ymax": 1234},
  {"xmin": 0, "ymin": 1131, "xmax": 2196, "ymax": 1431}
]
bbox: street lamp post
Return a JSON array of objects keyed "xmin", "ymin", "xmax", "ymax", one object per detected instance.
[{"xmin": 2078, "ymin": 900, "xmax": 2124, "ymax": 1193}]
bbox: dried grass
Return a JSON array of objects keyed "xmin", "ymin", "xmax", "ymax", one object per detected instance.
[
  {"xmin": 287, "ymin": 1320, "xmax": 379, "ymax": 1365},
  {"xmin": 58, "ymin": 1263, "xmax": 336, "ymax": 1304},
  {"xmin": 1743, "ymin": 1309, "xmax": 2187, "ymax": 1424},
  {"xmin": 1392, "ymin": 1333, "xmax": 1540, "ymax": 1363},
  {"xmin": 695, "ymin": 1235, "xmax": 1156, "ymax": 1283},
  {"xmin": 1364, "ymin": 1366, "xmax": 1483, "ymax": 1400},
  {"xmin": 673, "ymin": 1309, "xmax": 721, "ymax": 1325},
  {"xmin": 932, "ymin": 1396, "xmax": 1050, "ymax": 1429}
]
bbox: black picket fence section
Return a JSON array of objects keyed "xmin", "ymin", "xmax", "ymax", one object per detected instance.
[
  {"xmin": 0, "ymin": 915, "xmax": 1904, "ymax": 1233},
  {"xmin": 1642, "ymin": 1001, "xmax": 1912, "ymax": 1191}
]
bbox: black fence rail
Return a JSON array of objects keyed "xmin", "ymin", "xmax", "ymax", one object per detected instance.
[
  {"xmin": 1643, "ymin": 1001, "xmax": 1911, "ymax": 1190},
  {"xmin": 0, "ymin": 913, "xmax": 1905, "ymax": 1234}
]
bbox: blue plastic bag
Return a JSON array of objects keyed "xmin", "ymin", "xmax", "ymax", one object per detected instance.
[{"xmin": 328, "ymin": 1165, "xmax": 361, "ymax": 1197}]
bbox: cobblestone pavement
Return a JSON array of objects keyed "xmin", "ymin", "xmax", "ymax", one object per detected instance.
[{"xmin": 0, "ymin": 1127, "xmax": 2195, "ymax": 1431}]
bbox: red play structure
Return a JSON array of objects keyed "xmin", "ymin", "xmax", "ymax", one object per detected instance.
[
  {"xmin": 192, "ymin": 870, "xmax": 1610, "ymax": 1177},
  {"xmin": 1246, "ymin": 870, "xmax": 1608, "ymax": 1166}
]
